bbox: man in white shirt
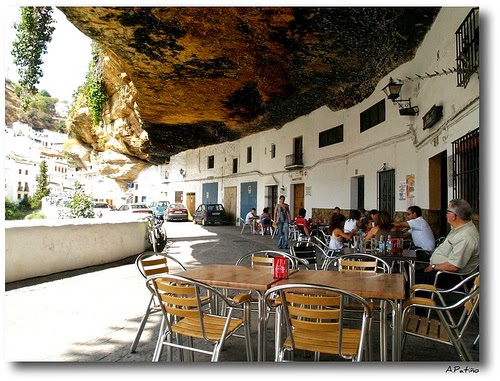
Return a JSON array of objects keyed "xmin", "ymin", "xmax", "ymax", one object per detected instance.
[
  {"xmin": 245, "ymin": 207, "xmax": 259, "ymax": 233},
  {"xmin": 393, "ymin": 205, "xmax": 435, "ymax": 252}
]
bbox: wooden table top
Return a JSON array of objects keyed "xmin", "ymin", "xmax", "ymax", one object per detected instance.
[
  {"xmin": 176, "ymin": 264, "xmax": 285, "ymax": 292},
  {"xmin": 276, "ymin": 270, "xmax": 406, "ymax": 300}
]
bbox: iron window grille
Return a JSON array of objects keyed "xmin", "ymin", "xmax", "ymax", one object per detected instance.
[
  {"xmin": 451, "ymin": 128, "xmax": 479, "ymax": 212},
  {"xmin": 456, "ymin": 8, "xmax": 479, "ymax": 88}
]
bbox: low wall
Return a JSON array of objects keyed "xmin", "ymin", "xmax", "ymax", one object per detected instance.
[{"xmin": 4, "ymin": 219, "xmax": 149, "ymax": 283}]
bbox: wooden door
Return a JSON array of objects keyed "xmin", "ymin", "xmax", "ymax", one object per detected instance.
[
  {"xmin": 292, "ymin": 183, "xmax": 304, "ymax": 219},
  {"xmin": 186, "ymin": 192, "xmax": 196, "ymax": 220},
  {"xmin": 223, "ymin": 186, "xmax": 237, "ymax": 224}
]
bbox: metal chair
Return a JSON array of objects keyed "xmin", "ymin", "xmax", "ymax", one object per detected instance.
[
  {"xmin": 289, "ymin": 240, "xmax": 323, "ymax": 270},
  {"xmin": 265, "ymin": 283, "xmax": 373, "ymax": 362},
  {"xmin": 337, "ymin": 252, "xmax": 391, "ymax": 274},
  {"xmin": 239, "ymin": 217, "xmax": 255, "ymax": 234},
  {"xmin": 336, "ymin": 252, "xmax": 392, "ymax": 361},
  {"xmin": 130, "ymin": 252, "xmax": 187, "ymax": 353},
  {"xmin": 402, "ymin": 272, "xmax": 480, "ymax": 361},
  {"xmin": 236, "ymin": 249, "xmax": 303, "ymax": 270},
  {"xmin": 150, "ymin": 274, "xmax": 254, "ymax": 362}
]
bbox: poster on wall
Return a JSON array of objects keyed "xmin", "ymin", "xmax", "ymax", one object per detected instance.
[
  {"xmin": 406, "ymin": 174, "xmax": 415, "ymax": 207},
  {"xmin": 399, "ymin": 181, "xmax": 406, "ymax": 200}
]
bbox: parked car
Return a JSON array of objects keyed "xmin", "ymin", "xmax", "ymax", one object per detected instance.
[
  {"xmin": 193, "ymin": 203, "xmax": 227, "ymax": 226},
  {"xmin": 148, "ymin": 200, "xmax": 171, "ymax": 216},
  {"xmin": 115, "ymin": 203, "xmax": 153, "ymax": 219},
  {"xmin": 92, "ymin": 202, "xmax": 113, "ymax": 218},
  {"xmin": 165, "ymin": 203, "xmax": 189, "ymax": 221}
]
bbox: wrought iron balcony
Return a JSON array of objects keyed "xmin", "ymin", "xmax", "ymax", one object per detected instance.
[{"xmin": 284, "ymin": 153, "xmax": 304, "ymax": 170}]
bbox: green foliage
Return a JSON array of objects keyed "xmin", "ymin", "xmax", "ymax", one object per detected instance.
[
  {"xmin": 11, "ymin": 7, "xmax": 55, "ymax": 108},
  {"xmin": 4, "ymin": 197, "xmax": 35, "ymax": 220},
  {"xmin": 67, "ymin": 181, "xmax": 95, "ymax": 218},
  {"xmin": 86, "ymin": 42, "xmax": 107, "ymax": 126},
  {"xmin": 31, "ymin": 160, "xmax": 50, "ymax": 209},
  {"xmin": 19, "ymin": 91, "xmax": 60, "ymax": 129},
  {"xmin": 25, "ymin": 211, "xmax": 47, "ymax": 220}
]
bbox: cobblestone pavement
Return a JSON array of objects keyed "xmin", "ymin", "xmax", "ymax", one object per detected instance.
[{"xmin": 3, "ymin": 221, "xmax": 482, "ymax": 379}]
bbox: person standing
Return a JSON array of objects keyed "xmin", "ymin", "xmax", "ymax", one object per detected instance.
[
  {"xmin": 274, "ymin": 195, "xmax": 292, "ymax": 249},
  {"xmin": 392, "ymin": 205, "xmax": 435, "ymax": 252},
  {"xmin": 415, "ymin": 199, "xmax": 479, "ymax": 288}
]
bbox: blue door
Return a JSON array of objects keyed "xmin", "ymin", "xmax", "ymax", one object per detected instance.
[
  {"xmin": 240, "ymin": 182, "xmax": 257, "ymax": 220},
  {"xmin": 202, "ymin": 182, "xmax": 218, "ymax": 204}
]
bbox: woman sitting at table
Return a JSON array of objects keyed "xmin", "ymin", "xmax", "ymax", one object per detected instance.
[
  {"xmin": 328, "ymin": 213, "xmax": 357, "ymax": 250},
  {"xmin": 258, "ymin": 207, "xmax": 272, "ymax": 234},
  {"xmin": 365, "ymin": 210, "xmax": 403, "ymax": 240}
]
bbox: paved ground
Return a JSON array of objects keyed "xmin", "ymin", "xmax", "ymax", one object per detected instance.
[{"xmin": 3, "ymin": 221, "xmax": 482, "ymax": 379}]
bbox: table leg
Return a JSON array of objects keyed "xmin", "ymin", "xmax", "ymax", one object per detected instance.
[
  {"xmin": 384, "ymin": 299, "xmax": 402, "ymax": 361},
  {"xmin": 257, "ymin": 292, "xmax": 266, "ymax": 361},
  {"xmin": 408, "ymin": 261, "xmax": 415, "ymax": 289}
]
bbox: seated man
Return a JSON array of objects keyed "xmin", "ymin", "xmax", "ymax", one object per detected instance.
[
  {"xmin": 245, "ymin": 207, "xmax": 259, "ymax": 233},
  {"xmin": 393, "ymin": 205, "xmax": 436, "ymax": 252},
  {"xmin": 414, "ymin": 199, "xmax": 479, "ymax": 289},
  {"xmin": 294, "ymin": 208, "xmax": 311, "ymax": 239}
]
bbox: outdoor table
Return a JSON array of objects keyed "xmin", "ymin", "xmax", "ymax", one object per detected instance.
[
  {"xmin": 174, "ymin": 264, "xmax": 287, "ymax": 361},
  {"xmin": 274, "ymin": 270, "xmax": 406, "ymax": 361},
  {"xmin": 361, "ymin": 249, "xmax": 417, "ymax": 287}
]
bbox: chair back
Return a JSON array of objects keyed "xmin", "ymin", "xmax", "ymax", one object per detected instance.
[
  {"xmin": 149, "ymin": 274, "xmax": 243, "ymax": 342},
  {"xmin": 265, "ymin": 283, "xmax": 372, "ymax": 361},
  {"xmin": 135, "ymin": 252, "xmax": 186, "ymax": 279},
  {"xmin": 338, "ymin": 253, "xmax": 391, "ymax": 274},
  {"xmin": 290, "ymin": 241, "xmax": 321, "ymax": 269},
  {"xmin": 236, "ymin": 250, "xmax": 300, "ymax": 269}
]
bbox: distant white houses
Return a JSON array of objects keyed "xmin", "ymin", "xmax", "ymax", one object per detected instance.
[{"xmin": 4, "ymin": 122, "xmax": 121, "ymax": 210}]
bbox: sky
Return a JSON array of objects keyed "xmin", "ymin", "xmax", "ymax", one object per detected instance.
[{"xmin": 2, "ymin": 4, "xmax": 92, "ymax": 103}]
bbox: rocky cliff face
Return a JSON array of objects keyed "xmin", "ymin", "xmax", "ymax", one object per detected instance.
[{"xmin": 59, "ymin": 6, "xmax": 440, "ymax": 185}]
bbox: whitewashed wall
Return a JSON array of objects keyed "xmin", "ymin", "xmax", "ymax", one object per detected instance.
[
  {"xmin": 5, "ymin": 219, "xmax": 149, "ymax": 283},
  {"xmin": 159, "ymin": 8, "xmax": 479, "ymax": 219}
]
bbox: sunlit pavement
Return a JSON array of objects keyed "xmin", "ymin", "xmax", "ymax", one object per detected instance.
[{"xmin": 4, "ymin": 221, "xmax": 479, "ymax": 366}]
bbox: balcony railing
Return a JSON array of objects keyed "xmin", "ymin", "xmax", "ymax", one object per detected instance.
[{"xmin": 284, "ymin": 153, "xmax": 304, "ymax": 170}]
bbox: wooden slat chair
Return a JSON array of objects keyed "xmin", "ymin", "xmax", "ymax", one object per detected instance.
[
  {"xmin": 337, "ymin": 253, "xmax": 391, "ymax": 360},
  {"xmin": 265, "ymin": 283, "xmax": 373, "ymax": 362},
  {"xmin": 401, "ymin": 272, "xmax": 480, "ymax": 361},
  {"xmin": 149, "ymin": 274, "xmax": 253, "ymax": 362},
  {"xmin": 130, "ymin": 252, "xmax": 187, "ymax": 353}
]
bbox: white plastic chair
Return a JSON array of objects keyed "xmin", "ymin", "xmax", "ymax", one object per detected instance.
[{"xmin": 239, "ymin": 217, "xmax": 254, "ymax": 234}]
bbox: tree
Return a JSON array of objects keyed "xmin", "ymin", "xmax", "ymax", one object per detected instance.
[
  {"xmin": 31, "ymin": 159, "xmax": 50, "ymax": 209},
  {"xmin": 67, "ymin": 181, "xmax": 95, "ymax": 218},
  {"xmin": 11, "ymin": 6, "xmax": 55, "ymax": 108}
]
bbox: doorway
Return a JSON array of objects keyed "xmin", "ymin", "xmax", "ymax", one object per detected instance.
[
  {"xmin": 186, "ymin": 192, "xmax": 196, "ymax": 220},
  {"xmin": 223, "ymin": 186, "xmax": 237, "ymax": 224},
  {"xmin": 429, "ymin": 150, "xmax": 448, "ymax": 237},
  {"xmin": 292, "ymin": 183, "xmax": 305, "ymax": 219},
  {"xmin": 350, "ymin": 175, "xmax": 365, "ymax": 210}
]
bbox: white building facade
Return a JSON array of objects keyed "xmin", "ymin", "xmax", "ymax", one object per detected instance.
[{"xmin": 156, "ymin": 8, "xmax": 479, "ymax": 237}]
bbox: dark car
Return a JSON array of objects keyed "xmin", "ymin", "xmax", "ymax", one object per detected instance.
[
  {"xmin": 166, "ymin": 203, "xmax": 189, "ymax": 221},
  {"xmin": 193, "ymin": 203, "xmax": 227, "ymax": 226}
]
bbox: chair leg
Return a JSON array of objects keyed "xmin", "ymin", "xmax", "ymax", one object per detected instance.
[
  {"xmin": 152, "ymin": 319, "xmax": 167, "ymax": 362},
  {"xmin": 130, "ymin": 294, "xmax": 155, "ymax": 353},
  {"xmin": 244, "ymin": 304, "xmax": 254, "ymax": 361}
]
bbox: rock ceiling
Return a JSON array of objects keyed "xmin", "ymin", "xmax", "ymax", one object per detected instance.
[{"xmin": 59, "ymin": 6, "xmax": 440, "ymax": 165}]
